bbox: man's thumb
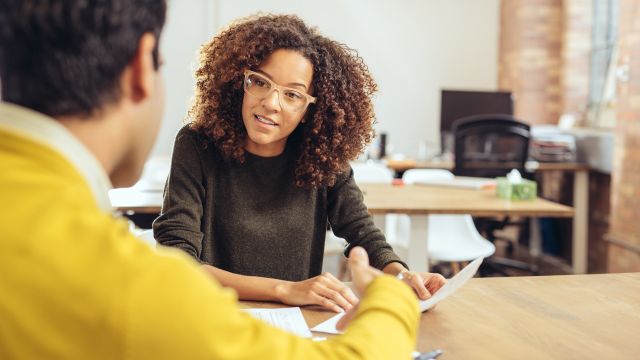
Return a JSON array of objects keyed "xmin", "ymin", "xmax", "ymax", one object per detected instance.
[{"xmin": 348, "ymin": 247, "xmax": 369, "ymax": 268}]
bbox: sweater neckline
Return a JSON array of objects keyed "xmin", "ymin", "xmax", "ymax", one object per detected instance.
[{"xmin": 244, "ymin": 146, "xmax": 292, "ymax": 162}]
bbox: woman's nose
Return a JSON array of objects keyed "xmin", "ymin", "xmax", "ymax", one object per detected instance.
[{"xmin": 261, "ymin": 89, "xmax": 282, "ymax": 111}]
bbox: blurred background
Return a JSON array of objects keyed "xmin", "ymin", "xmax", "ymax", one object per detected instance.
[
  {"xmin": 154, "ymin": 0, "xmax": 500, "ymax": 160},
  {"xmin": 129, "ymin": 0, "xmax": 640, "ymax": 275}
]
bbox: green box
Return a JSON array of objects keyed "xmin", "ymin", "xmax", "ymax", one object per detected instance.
[{"xmin": 496, "ymin": 178, "xmax": 537, "ymax": 201}]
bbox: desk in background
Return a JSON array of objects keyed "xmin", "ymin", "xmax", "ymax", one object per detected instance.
[
  {"xmin": 243, "ymin": 273, "xmax": 640, "ymax": 359},
  {"xmin": 386, "ymin": 159, "xmax": 590, "ymax": 274},
  {"xmin": 110, "ymin": 184, "xmax": 573, "ymax": 273},
  {"xmin": 360, "ymin": 184, "xmax": 573, "ymax": 273},
  {"xmin": 109, "ymin": 188, "xmax": 163, "ymax": 215},
  {"xmin": 110, "ymin": 184, "xmax": 572, "ymax": 274}
]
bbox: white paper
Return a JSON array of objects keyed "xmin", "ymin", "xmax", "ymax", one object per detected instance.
[
  {"xmin": 415, "ymin": 177, "xmax": 495, "ymax": 190},
  {"xmin": 310, "ymin": 311, "xmax": 345, "ymax": 334},
  {"xmin": 419, "ymin": 256, "xmax": 483, "ymax": 312},
  {"xmin": 245, "ymin": 307, "xmax": 312, "ymax": 338},
  {"xmin": 311, "ymin": 257, "xmax": 483, "ymax": 334}
]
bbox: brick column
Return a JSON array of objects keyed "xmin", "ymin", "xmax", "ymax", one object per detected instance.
[
  {"xmin": 607, "ymin": 0, "xmax": 640, "ymax": 272},
  {"xmin": 500, "ymin": 1, "xmax": 601, "ymax": 271},
  {"xmin": 499, "ymin": 0, "xmax": 563, "ymax": 125}
]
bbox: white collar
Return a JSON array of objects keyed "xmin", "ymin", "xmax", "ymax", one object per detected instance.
[{"xmin": 0, "ymin": 102, "xmax": 114, "ymax": 213}]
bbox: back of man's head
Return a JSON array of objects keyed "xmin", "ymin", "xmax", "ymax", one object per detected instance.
[{"xmin": 0, "ymin": 0, "xmax": 167, "ymax": 118}]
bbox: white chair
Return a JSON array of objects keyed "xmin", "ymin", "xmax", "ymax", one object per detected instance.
[
  {"xmin": 349, "ymin": 161, "xmax": 394, "ymax": 183},
  {"xmin": 324, "ymin": 162, "xmax": 397, "ymax": 279},
  {"xmin": 349, "ymin": 161, "xmax": 401, "ymax": 245},
  {"xmin": 400, "ymin": 169, "xmax": 495, "ymax": 271}
]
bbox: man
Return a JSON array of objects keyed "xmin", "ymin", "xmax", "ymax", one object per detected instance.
[{"xmin": 0, "ymin": 1, "xmax": 421, "ymax": 359}]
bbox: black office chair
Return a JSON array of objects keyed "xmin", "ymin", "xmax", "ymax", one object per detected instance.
[{"xmin": 452, "ymin": 114, "xmax": 538, "ymax": 275}]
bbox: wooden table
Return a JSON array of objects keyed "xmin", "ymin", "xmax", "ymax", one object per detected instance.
[
  {"xmin": 243, "ymin": 273, "xmax": 640, "ymax": 359},
  {"xmin": 385, "ymin": 159, "xmax": 591, "ymax": 274},
  {"xmin": 360, "ymin": 184, "xmax": 573, "ymax": 272},
  {"xmin": 110, "ymin": 183, "xmax": 573, "ymax": 273}
]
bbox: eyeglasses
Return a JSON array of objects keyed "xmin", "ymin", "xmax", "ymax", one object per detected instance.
[{"xmin": 243, "ymin": 70, "xmax": 316, "ymax": 113}]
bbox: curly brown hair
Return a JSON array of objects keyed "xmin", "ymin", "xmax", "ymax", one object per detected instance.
[{"xmin": 190, "ymin": 14, "xmax": 378, "ymax": 188}]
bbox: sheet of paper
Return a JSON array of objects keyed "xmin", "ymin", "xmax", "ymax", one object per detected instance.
[
  {"xmin": 310, "ymin": 311, "xmax": 345, "ymax": 334},
  {"xmin": 419, "ymin": 256, "xmax": 483, "ymax": 312},
  {"xmin": 245, "ymin": 307, "xmax": 312, "ymax": 338},
  {"xmin": 311, "ymin": 257, "xmax": 484, "ymax": 334},
  {"xmin": 415, "ymin": 177, "xmax": 495, "ymax": 190}
]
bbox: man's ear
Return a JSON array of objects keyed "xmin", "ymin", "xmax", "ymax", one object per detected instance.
[{"xmin": 128, "ymin": 33, "xmax": 158, "ymax": 102}]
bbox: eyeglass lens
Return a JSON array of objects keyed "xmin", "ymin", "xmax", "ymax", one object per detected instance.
[{"xmin": 245, "ymin": 73, "xmax": 308, "ymax": 111}]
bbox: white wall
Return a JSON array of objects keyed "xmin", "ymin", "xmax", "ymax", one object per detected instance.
[
  {"xmin": 152, "ymin": 0, "xmax": 217, "ymax": 158},
  {"xmin": 154, "ymin": 0, "xmax": 499, "ymax": 158}
]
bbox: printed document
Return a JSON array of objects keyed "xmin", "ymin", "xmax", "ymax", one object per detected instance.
[
  {"xmin": 419, "ymin": 256, "xmax": 482, "ymax": 311},
  {"xmin": 311, "ymin": 257, "xmax": 483, "ymax": 334},
  {"xmin": 245, "ymin": 307, "xmax": 312, "ymax": 338}
]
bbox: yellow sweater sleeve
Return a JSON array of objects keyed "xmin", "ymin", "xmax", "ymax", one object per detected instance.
[{"xmin": 123, "ymin": 244, "xmax": 419, "ymax": 360}]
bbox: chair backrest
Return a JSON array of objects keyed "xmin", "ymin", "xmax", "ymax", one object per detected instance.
[
  {"xmin": 350, "ymin": 162, "xmax": 394, "ymax": 244},
  {"xmin": 426, "ymin": 214, "xmax": 496, "ymax": 262},
  {"xmin": 452, "ymin": 114, "xmax": 530, "ymax": 178},
  {"xmin": 397, "ymin": 168, "xmax": 495, "ymax": 262},
  {"xmin": 350, "ymin": 162, "xmax": 394, "ymax": 183}
]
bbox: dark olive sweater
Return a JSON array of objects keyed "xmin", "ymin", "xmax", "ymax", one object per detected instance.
[{"xmin": 153, "ymin": 126, "xmax": 405, "ymax": 281}]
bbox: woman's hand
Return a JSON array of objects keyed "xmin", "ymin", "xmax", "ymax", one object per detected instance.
[
  {"xmin": 275, "ymin": 272, "xmax": 359, "ymax": 313},
  {"xmin": 398, "ymin": 271, "xmax": 447, "ymax": 300}
]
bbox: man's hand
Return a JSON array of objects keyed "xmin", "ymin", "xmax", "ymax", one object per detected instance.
[
  {"xmin": 348, "ymin": 247, "xmax": 384, "ymax": 296},
  {"xmin": 336, "ymin": 247, "xmax": 383, "ymax": 330},
  {"xmin": 275, "ymin": 272, "xmax": 358, "ymax": 313}
]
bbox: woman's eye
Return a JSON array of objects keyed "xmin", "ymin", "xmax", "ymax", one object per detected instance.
[
  {"xmin": 285, "ymin": 91, "xmax": 303, "ymax": 100},
  {"xmin": 254, "ymin": 78, "xmax": 268, "ymax": 87}
]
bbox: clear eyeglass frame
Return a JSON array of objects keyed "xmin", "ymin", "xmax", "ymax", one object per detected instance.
[{"xmin": 243, "ymin": 70, "xmax": 317, "ymax": 113}]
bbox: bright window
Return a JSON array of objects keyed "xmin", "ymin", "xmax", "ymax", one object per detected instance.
[{"xmin": 587, "ymin": 0, "xmax": 619, "ymax": 128}]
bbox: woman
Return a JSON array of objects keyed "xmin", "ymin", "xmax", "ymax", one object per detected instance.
[{"xmin": 154, "ymin": 14, "xmax": 445, "ymax": 312}]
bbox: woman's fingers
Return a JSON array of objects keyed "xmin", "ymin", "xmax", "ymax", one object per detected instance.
[
  {"xmin": 313, "ymin": 277, "xmax": 354, "ymax": 312},
  {"xmin": 310, "ymin": 293, "xmax": 343, "ymax": 313},
  {"xmin": 404, "ymin": 272, "xmax": 431, "ymax": 300},
  {"xmin": 320, "ymin": 272, "xmax": 359, "ymax": 306},
  {"xmin": 284, "ymin": 274, "xmax": 358, "ymax": 312},
  {"xmin": 423, "ymin": 273, "xmax": 447, "ymax": 294}
]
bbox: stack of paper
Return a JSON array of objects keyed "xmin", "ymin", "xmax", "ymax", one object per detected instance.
[{"xmin": 414, "ymin": 177, "xmax": 495, "ymax": 190}]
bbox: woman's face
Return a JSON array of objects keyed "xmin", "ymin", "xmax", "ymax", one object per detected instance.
[{"xmin": 241, "ymin": 49, "xmax": 314, "ymax": 157}]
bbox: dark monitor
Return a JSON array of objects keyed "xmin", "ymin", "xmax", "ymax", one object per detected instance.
[{"xmin": 440, "ymin": 89, "xmax": 514, "ymax": 152}]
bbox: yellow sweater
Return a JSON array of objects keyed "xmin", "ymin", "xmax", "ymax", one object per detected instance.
[{"xmin": 0, "ymin": 125, "xmax": 419, "ymax": 359}]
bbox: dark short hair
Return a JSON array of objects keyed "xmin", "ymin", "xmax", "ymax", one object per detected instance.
[{"xmin": 0, "ymin": 0, "xmax": 167, "ymax": 117}]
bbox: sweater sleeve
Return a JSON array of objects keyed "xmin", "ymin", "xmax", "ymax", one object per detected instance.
[
  {"xmin": 327, "ymin": 167, "xmax": 408, "ymax": 270},
  {"xmin": 124, "ymin": 244, "xmax": 420, "ymax": 360},
  {"xmin": 152, "ymin": 126, "xmax": 206, "ymax": 261}
]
